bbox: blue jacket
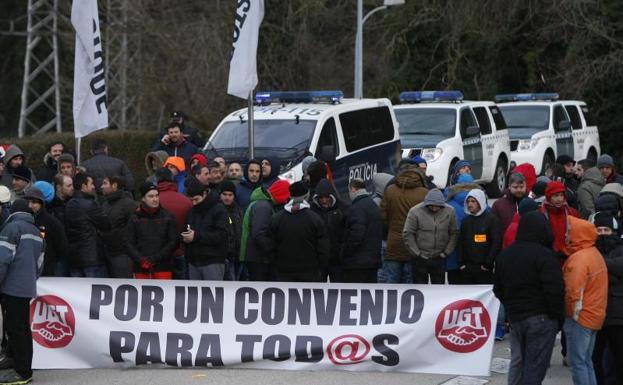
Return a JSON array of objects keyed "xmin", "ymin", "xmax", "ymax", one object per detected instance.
[
  {"xmin": 0, "ymin": 212, "xmax": 44, "ymax": 298},
  {"xmin": 445, "ymin": 183, "xmax": 481, "ymax": 271},
  {"xmin": 153, "ymin": 139, "xmax": 198, "ymax": 166}
]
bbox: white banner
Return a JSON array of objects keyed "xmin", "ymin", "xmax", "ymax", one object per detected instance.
[
  {"xmin": 227, "ymin": 0, "xmax": 264, "ymax": 99},
  {"xmin": 31, "ymin": 278, "xmax": 499, "ymax": 375},
  {"xmin": 71, "ymin": 0, "xmax": 108, "ymax": 138}
]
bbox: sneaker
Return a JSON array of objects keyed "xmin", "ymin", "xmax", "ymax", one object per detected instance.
[
  {"xmin": 0, "ymin": 369, "xmax": 32, "ymax": 385},
  {"xmin": 0, "ymin": 354, "xmax": 13, "ymax": 370},
  {"xmin": 563, "ymin": 357, "xmax": 569, "ymax": 367}
]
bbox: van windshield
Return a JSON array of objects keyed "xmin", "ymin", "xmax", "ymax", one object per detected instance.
[
  {"xmin": 205, "ymin": 119, "xmax": 316, "ymax": 172},
  {"xmin": 395, "ymin": 108, "xmax": 456, "ymax": 138},
  {"xmin": 498, "ymin": 105, "xmax": 549, "ymax": 133}
]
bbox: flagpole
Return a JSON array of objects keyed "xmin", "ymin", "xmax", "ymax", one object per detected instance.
[
  {"xmin": 76, "ymin": 136, "xmax": 81, "ymax": 164},
  {"xmin": 248, "ymin": 90, "xmax": 254, "ymax": 160}
]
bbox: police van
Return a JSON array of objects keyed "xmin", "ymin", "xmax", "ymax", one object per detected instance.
[
  {"xmin": 395, "ymin": 91, "xmax": 511, "ymax": 197},
  {"xmin": 203, "ymin": 91, "xmax": 401, "ymax": 194},
  {"xmin": 496, "ymin": 93, "xmax": 600, "ymax": 175}
]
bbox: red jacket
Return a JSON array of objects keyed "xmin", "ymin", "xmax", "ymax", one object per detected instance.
[
  {"xmin": 541, "ymin": 202, "xmax": 579, "ymax": 254},
  {"xmin": 157, "ymin": 181, "xmax": 192, "ymax": 256},
  {"xmin": 503, "ymin": 213, "xmax": 520, "ymax": 249}
]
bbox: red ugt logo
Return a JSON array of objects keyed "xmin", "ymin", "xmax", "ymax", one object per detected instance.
[
  {"xmin": 435, "ymin": 299, "xmax": 491, "ymax": 353},
  {"xmin": 30, "ymin": 295, "xmax": 75, "ymax": 348}
]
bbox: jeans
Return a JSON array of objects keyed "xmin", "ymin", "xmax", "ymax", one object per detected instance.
[
  {"xmin": 225, "ymin": 260, "xmax": 248, "ymax": 281},
  {"xmin": 508, "ymin": 314, "xmax": 558, "ymax": 385},
  {"xmin": 412, "ymin": 256, "xmax": 445, "ymax": 284},
  {"xmin": 380, "ymin": 260, "xmax": 413, "ymax": 283},
  {"xmin": 564, "ymin": 318, "xmax": 598, "ymax": 385},
  {"xmin": 188, "ymin": 263, "xmax": 225, "ymax": 281},
  {"xmin": 1, "ymin": 295, "xmax": 32, "ymax": 379},
  {"xmin": 70, "ymin": 264, "xmax": 108, "ymax": 278}
]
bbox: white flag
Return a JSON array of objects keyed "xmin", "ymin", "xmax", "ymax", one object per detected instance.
[
  {"xmin": 71, "ymin": 0, "xmax": 108, "ymax": 138},
  {"xmin": 227, "ymin": 0, "xmax": 265, "ymax": 99}
]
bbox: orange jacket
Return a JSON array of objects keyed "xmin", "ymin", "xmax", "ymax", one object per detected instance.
[{"xmin": 562, "ymin": 216, "xmax": 608, "ymax": 330}]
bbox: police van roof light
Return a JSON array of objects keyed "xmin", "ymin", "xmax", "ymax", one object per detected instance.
[
  {"xmin": 494, "ymin": 93, "xmax": 559, "ymax": 102},
  {"xmin": 399, "ymin": 90, "xmax": 464, "ymax": 103},
  {"xmin": 255, "ymin": 91, "xmax": 343, "ymax": 105}
]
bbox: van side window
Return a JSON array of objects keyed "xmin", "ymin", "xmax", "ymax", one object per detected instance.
[
  {"xmin": 340, "ymin": 106, "xmax": 394, "ymax": 152},
  {"xmin": 489, "ymin": 106, "xmax": 507, "ymax": 130},
  {"xmin": 580, "ymin": 105, "xmax": 596, "ymax": 127},
  {"xmin": 565, "ymin": 105, "xmax": 583, "ymax": 130},
  {"xmin": 473, "ymin": 107, "xmax": 492, "ymax": 135},
  {"xmin": 316, "ymin": 117, "xmax": 339, "ymax": 158},
  {"xmin": 553, "ymin": 106, "xmax": 569, "ymax": 132},
  {"xmin": 459, "ymin": 108, "xmax": 479, "ymax": 138}
]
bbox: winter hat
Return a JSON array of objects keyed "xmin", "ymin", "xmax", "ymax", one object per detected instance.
[
  {"xmin": 518, "ymin": 198, "xmax": 539, "ymax": 215},
  {"xmin": 269, "ymin": 179, "xmax": 291, "ymax": 205},
  {"xmin": 556, "ymin": 154, "xmax": 575, "ymax": 166},
  {"xmin": 220, "ymin": 180, "xmax": 236, "ymax": 195},
  {"xmin": 185, "ymin": 178, "xmax": 206, "ymax": 198},
  {"xmin": 545, "ymin": 181, "xmax": 566, "ymax": 199},
  {"xmin": 10, "ymin": 199, "xmax": 32, "ymax": 214},
  {"xmin": 57, "ymin": 153, "xmax": 75, "ymax": 165},
  {"xmin": 163, "ymin": 156, "xmax": 186, "ymax": 172},
  {"xmin": 513, "ymin": 163, "xmax": 537, "ymax": 193},
  {"xmin": 412, "ymin": 155, "xmax": 427, "ymax": 166},
  {"xmin": 592, "ymin": 211, "xmax": 618, "ymax": 230},
  {"xmin": 532, "ymin": 181, "xmax": 548, "ymax": 198},
  {"xmin": 301, "ymin": 156, "xmax": 317, "ymax": 175},
  {"xmin": 140, "ymin": 182, "xmax": 158, "ymax": 197},
  {"xmin": 289, "ymin": 181, "xmax": 309, "ymax": 199},
  {"xmin": 456, "ymin": 173, "xmax": 475, "ymax": 184},
  {"xmin": 0, "ymin": 186, "xmax": 11, "ymax": 204},
  {"xmin": 453, "ymin": 160, "xmax": 472, "ymax": 173},
  {"xmin": 11, "ymin": 165, "xmax": 32, "ymax": 182},
  {"xmin": 23, "ymin": 186, "xmax": 45, "ymax": 204},
  {"xmin": 190, "ymin": 153, "xmax": 208, "ymax": 167},
  {"xmin": 597, "ymin": 154, "xmax": 615, "ymax": 168},
  {"xmin": 34, "ymin": 181, "xmax": 54, "ymax": 203},
  {"xmin": 424, "ymin": 188, "xmax": 446, "ymax": 207}
]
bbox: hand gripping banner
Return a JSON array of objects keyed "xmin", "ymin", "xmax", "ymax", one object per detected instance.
[{"xmin": 32, "ymin": 278, "xmax": 499, "ymax": 375}]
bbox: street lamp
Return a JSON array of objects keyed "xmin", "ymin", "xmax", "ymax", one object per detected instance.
[{"xmin": 354, "ymin": 0, "xmax": 405, "ymax": 99}]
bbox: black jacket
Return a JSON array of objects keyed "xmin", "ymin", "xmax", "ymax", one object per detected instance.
[
  {"xmin": 224, "ymin": 203, "xmax": 243, "ymax": 262},
  {"xmin": 459, "ymin": 211, "xmax": 502, "ymax": 270},
  {"xmin": 596, "ymin": 235, "xmax": 623, "ymax": 326},
  {"xmin": 125, "ymin": 205, "xmax": 178, "ymax": 272},
  {"xmin": 65, "ymin": 191, "xmax": 111, "ymax": 267},
  {"xmin": 311, "ymin": 179, "xmax": 349, "ymax": 266},
  {"xmin": 494, "ymin": 211, "xmax": 565, "ymax": 324},
  {"xmin": 270, "ymin": 201, "xmax": 330, "ymax": 275},
  {"xmin": 184, "ymin": 192, "xmax": 228, "ymax": 266},
  {"xmin": 341, "ymin": 193, "xmax": 383, "ymax": 269},
  {"xmin": 102, "ymin": 191, "xmax": 137, "ymax": 257},
  {"xmin": 48, "ymin": 197, "xmax": 68, "ymax": 227},
  {"xmin": 81, "ymin": 153, "xmax": 135, "ymax": 193},
  {"xmin": 34, "ymin": 208, "xmax": 68, "ymax": 276},
  {"xmin": 36, "ymin": 155, "xmax": 58, "ymax": 183}
]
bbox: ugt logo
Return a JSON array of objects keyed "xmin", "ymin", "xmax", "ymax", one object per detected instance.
[
  {"xmin": 30, "ymin": 295, "xmax": 75, "ymax": 348},
  {"xmin": 435, "ymin": 299, "xmax": 491, "ymax": 353}
]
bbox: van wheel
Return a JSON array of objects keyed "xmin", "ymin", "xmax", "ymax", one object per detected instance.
[
  {"xmin": 486, "ymin": 159, "xmax": 507, "ymax": 198},
  {"xmin": 541, "ymin": 152, "xmax": 555, "ymax": 177}
]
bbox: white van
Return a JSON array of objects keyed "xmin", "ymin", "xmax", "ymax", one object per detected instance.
[
  {"xmin": 203, "ymin": 91, "xmax": 401, "ymax": 194},
  {"xmin": 395, "ymin": 91, "xmax": 511, "ymax": 197},
  {"xmin": 496, "ymin": 93, "xmax": 600, "ymax": 174}
]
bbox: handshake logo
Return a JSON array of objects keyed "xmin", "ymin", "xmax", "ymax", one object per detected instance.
[
  {"xmin": 30, "ymin": 295, "xmax": 75, "ymax": 348},
  {"xmin": 435, "ymin": 300, "xmax": 491, "ymax": 353}
]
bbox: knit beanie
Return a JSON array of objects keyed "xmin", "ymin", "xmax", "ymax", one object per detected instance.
[
  {"xmin": 592, "ymin": 211, "xmax": 618, "ymax": 230},
  {"xmin": 140, "ymin": 182, "xmax": 158, "ymax": 197},
  {"xmin": 219, "ymin": 180, "xmax": 236, "ymax": 195},
  {"xmin": 597, "ymin": 154, "xmax": 615, "ymax": 169},
  {"xmin": 185, "ymin": 179, "xmax": 206, "ymax": 198},
  {"xmin": 163, "ymin": 156, "xmax": 186, "ymax": 172},
  {"xmin": 289, "ymin": 181, "xmax": 309, "ymax": 200},
  {"xmin": 518, "ymin": 198, "xmax": 539, "ymax": 215},
  {"xmin": 10, "ymin": 199, "xmax": 32, "ymax": 214},
  {"xmin": 11, "ymin": 165, "xmax": 32, "ymax": 182},
  {"xmin": 269, "ymin": 180, "xmax": 291, "ymax": 205},
  {"xmin": 33, "ymin": 181, "xmax": 55, "ymax": 203},
  {"xmin": 545, "ymin": 181, "xmax": 566, "ymax": 200}
]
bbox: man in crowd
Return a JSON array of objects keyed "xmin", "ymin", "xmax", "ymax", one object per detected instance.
[
  {"xmin": 183, "ymin": 180, "xmax": 228, "ymax": 280},
  {"xmin": 24, "ymin": 186, "xmax": 67, "ymax": 277},
  {"xmin": 236, "ymin": 160, "xmax": 263, "ymax": 211},
  {"xmin": 207, "ymin": 160, "xmax": 225, "ymax": 189},
  {"xmin": 36, "ymin": 141, "xmax": 64, "ymax": 182},
  {"xmin": 163, "ymin": 156, "xmax": 187, "ymax": 194},
  {"xmin": 10, "ymin": 165, "xmax": 32, "ymax": 201},
  {"xmin": 562, "ymin": 216, "xmax": 608, "ymax": 385},
  {"xmin": 156, "ymin": 111, "xmax": 205, "ymax": 148},
  {"xmin": 126, "ymin": 182, "xmax": 178, "ymax": 280},
  {"xmin": 191, "ymin": 164, "xmax": 211, "ymax": 187},
  {"xmin": 189, "ymin": 153, "xmax": 208, "ymax": 170},
  {"xmin": 575, "ymin": 159, "xmax": 595, "ymax": 181},
  {"xmin": 0, "ymin": 199, "xmax": 44, "ymax": 385},
  {"xmin": 0, "ymin": 145, "xmax": 31, "ymax": 188},
  {"xmin": 227, "ymin": 162, "xmax": 243, "ymax": 182},
  {"xmin": 556, "ymin": 155, "xmax": 580, "ymax": 190},
  {"xmin": 597, "ymin": 154, "xmax": 623, "ymax": 185},
  {"xmin": 403, "ymin": 188, "xmax": 458, "ymax": 284},
  {"xmin": 493, "ymin": 172, "xmax": 527, "ymax": 231},
  {"xmin": 57, "ymin": 153, "xmax": 76, "ymax": 178},
  {"xmin": 65, "ymin": 173, "xmax": 111, "ymax": 277},
  {"xmin": 261, "ymin": 157, "xmax": 280, "ymax": 188},
  {"xmin": 214, "ymin": 156, "xmax": 228, "ymax": 178},
  {"xmin": 380, "ymin": 164, "xmax": 428, "ymax": 283},
  {"xmin": 153, "ymin": 122, "xmax": 199, "ymax": 166},
  {"xmin": 49, "ymin": 174, "xmax": 73, "ymax": 227},
  {"xmin": 311, "ymin": 178, "xmax": 349, "ymax": 282},
  {"xmin": 449, "ymin": 160, "xmax": 472, "ymax": 186},
  {"xmin": 578, "ymin": 166, "xmax": 606, "ymax": 219},
  {"xmin": 458, "ymin": 189, "xmax": 502, "ymax": 284},
  {"xmin": 101, "ymin": 176, "xmax": 137, "ymax": 278},
  {"xmin": 541, "ymin": 181, "xmax": 579, "ymax": 258},
  {"xmin": 220, "ymin": 181, "xmax": 244, "ymax": 281},
  {"xmin": 0, "ymin": 186, "xmax": 10, "ymax": 224},
  {"xmin": 82, "ymin": 139, "xmax": 135, "ymax": 193},
  {"xmin": 341, "ymin": 179, "xmax": 382, "ymax": 283},
  {"xmin": 271, "ymin": 181, "xmax": 329, "ymax": 282},
  {"xmin": 494, "ymin": 211, "xmax": 564, "ymax": 385},
  {"xmin": 144, "ymin": 150, "xmax": 169, "ymax": 184}
]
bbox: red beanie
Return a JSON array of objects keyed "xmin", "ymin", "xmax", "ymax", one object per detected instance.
[
  {"xmin": 545, "ymin": 181, "xmax": 566, "ymax": 200},
  {"xmin": 268, "ymin": 179, "xmax": 291, "ymax": 205},
  {"xmin": 190, "ymin": 153, "xmax": 208, "ymax": 167}
]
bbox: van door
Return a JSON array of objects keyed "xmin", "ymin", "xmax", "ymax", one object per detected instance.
[
  {"xmin": 553, "ymin": 105, "xmax": 574, "ymax": 159},
  {"xmin": 314, "ymin": 117, "xmax": 340, "ymax": 183},
  {"xmin": 564, "ymin": 104, "xmax": 584, "ymax": 159},
  {"xmin": 460, "ymin": 107, "xmax": 483, "ymax": 179}
]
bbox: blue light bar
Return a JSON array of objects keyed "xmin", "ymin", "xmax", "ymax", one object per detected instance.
[
  {"xmin": 494, "ymin": 93, "xmax": 559, "ymax": 102},
  {"xmin": 399, "ymin": 90, "xmax": 464, "ymax": 103},
  {"xmin": 255, "ymin": 90, "xmax": 343, "ymax": 105}
]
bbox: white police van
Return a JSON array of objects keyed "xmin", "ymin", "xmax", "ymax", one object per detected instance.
[
  {"xmin": 496, "ymin": 93, "xmax": 600, "ymax": 175},
  {"xmin": 394, "ymin": 91, "xmax": 511, "ymax": 197},
  {"xmin": 203, "ymin": 91, "xmax": 401, "ymax": 194}
]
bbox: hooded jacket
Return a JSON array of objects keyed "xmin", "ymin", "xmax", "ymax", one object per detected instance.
[
  {"xmin": 403, "ymin": 189, "xmax": 459, "ymax": 259},
  {"xmin": 144, "ymin": 151, "xmax": 170, "ymax": 183},
  {"xmin": 494, "ymin": 211, "xmax": 564, "ymax": 323},
  {"xmin": 153, "ymin": 136, "xmax": 199, "ymax": 166},
  {"xmin": 371, "ymin": 172, "xmax": 393, "ymax": 206},
  {"xmin": 513, "ymin": 163, "xmax": 537, "ymax": 193},
  {"xmin": 577, "ymin": 167, "xmax": 606, "ymax": 219},
  {"xmin": 341, "ymin": 192, "xmax": 383, "ymax": 269},
  {"xmin": 126, "ymin": 205, "xmax": 178, "ymax": 272},
  {"xmin": 540, "ymin": 199, "xmax": 580, "ymax": 255},
  {"xmin": 261, "ymin": 156, "xmax": 281, "ymax": 188},
  {"xmin": 240, "ymin": 187, "xmax": 274, "ymax": 264},
  {"xmin": 311, "ymin": 179, "xmax": 349, "ymax": 267},
  {"xmin": 184, "ymin": 191, "xmax": 228, "ymax": 266},
  {"xmin": 380, "ymin": 166, "xmax": 428, "ymax": 262},
  {"xmin": 458, "ymin": 189, "xmax": 502, "ymax": 270},
  {"xmin": 446, "ymin": 182, "xmax": 482, "ymax": 270},
  {"xmin": 236, "ymin": 160, "xmax": 263, "ymax": 211},
  {"xmin": 492, "ymin": 189, "xmax": 525, "ymax": 231},
  {"xmin": 562, "ymin": 216, "xmax": 608, "ymax": 330},
  {"xmin": 0, "ymin": 145, "xmax": 35, "ymax": 188}
]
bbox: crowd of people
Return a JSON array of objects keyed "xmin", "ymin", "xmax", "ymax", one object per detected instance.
[{"xmin": 0, "ymin": 112, "xmax": 621, "ymax": 384}]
